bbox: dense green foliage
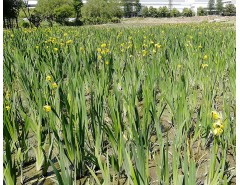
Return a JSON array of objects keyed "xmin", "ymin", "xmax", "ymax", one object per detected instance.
[
  {"xmin": 216, "ymin": 0, "xmax": 223, "ymax": 15},
  {"xmin": 208, "ymin": 0, "xmax": 215, "ymax": 15},
  {"xmin": 197, "ymin": 7, "xmax": 207, "ymax": 16},
  {"xmin": 223, "ymin": 4, "xmax": 236, "ymax": 16},
  {"xmin": 82, "ymin": 0, "xmax": 123, "ymax": 19},
  {"xmin": 3, "ymin": 23, "xmax": 236, "ymax": 184},
  {"xmin": 182, "ymin": 8, "xmax": 195, "ymax": 17},
  {"xmin": 3, "ymin": 0, "xmax": 22, "ymax": 28}
]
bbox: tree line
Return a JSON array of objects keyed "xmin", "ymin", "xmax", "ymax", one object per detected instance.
[{"xmin": 3, "ymin": 0, "xmax": 236, "ymax": 28}]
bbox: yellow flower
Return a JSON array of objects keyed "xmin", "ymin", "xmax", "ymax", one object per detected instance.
[
  {"xmin": 52, "ymin": 82, "xmax": 58, "ymax": 88},
  {"xmin": 213, "ymin": 128, "xmax": 223, "ymax": 136},
  {"xmin": 97, "ymin": 48, "xmax": 101, "ymax": 52},
  {"xmin": 142, "ymin": 50, "xmax": 147, "ymax": 56},
  {"xmin": 80, "ymin": 47, "xmax": 84, "ymax": 52},
  {"xmin": 46, "ymin": 75, "xmax": 52, "ymax": 82},
  {"xmin": 5, "ymin": 91, "xmax": 10, "ymax": 99},
  {"xmin": 43, "ymin": 105, "xmax": 51, "ymax": 112},
  {"xmin": 66, "ymin": 40, "xmax": 73, "ymax": 44},
  {"xmin": 98, "ymin": 55, "xmax": 102, "ymax": 60},
  {"xmin": 63, "ymin": 33, "xmax": 68, "ymax": 37},
  {"xmin": 10, "ymin": 34, "xmax": 14, "ymax": 38},
  {"xmin": 105, "ymin": 49, "xmax": 110, "ymax": 53},
  {"xmin": 212, "ymin": 111, "xmax": 222, "ymax": 120},
  {"xmin": 203, "ymin": 55, "xmax": 208, "ymax": 60},
  {"xmin": 36, "ymin": 46, "xmax": 39, "ymax": 49},
  {"xmin": 213, "ymin": 119, "xmax": 223, "ymax": 129},
  {"xmin": 5, "ymin": 105, "xmax": 10, "ymax": 111},
  {"xmin": 105, "ymin": 61, "xmax": 109, "ymax": 65},
  {"xmin": 53, "ymin": 48, "xmax": 58, "ymax": 53},
  {"xmin": 153, "ymin": 49, "xmax": 156, "ymax": 53},
  {"xmin": 101, "ymin": 43, "xmax": 107, "ymax": 48},
  {"xmin": 201, "ymin": 64, "xmax": 208, "ymax": 68},
  {"xmin": 198, "ymin": 45, "xmax": 202, "ymax": 49},
  {"xmin": 155, "ymin": 43, "xmax": 161, "ymax": 48},
  {"xmin": 177, "ymin": 64, "xmax": 182, "ymax": 68}
]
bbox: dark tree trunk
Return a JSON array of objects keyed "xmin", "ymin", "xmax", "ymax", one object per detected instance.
[
  {"xmin": 3, "ymin": 18, "xmax": 6, "ymax": 28},
  {"xmin": 16, "ymin": 17, "xmax": 19, "ymax": 28}
]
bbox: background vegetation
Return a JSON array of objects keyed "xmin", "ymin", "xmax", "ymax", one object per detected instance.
[{"xmin": 3, "ymin": 0, "xmax": 236, "ymax": 28}]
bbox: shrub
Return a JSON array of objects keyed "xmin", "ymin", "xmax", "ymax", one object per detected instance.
[
  {"xmin": 111, "ymin": 17, "xmax": 120, "ymax": 23},
  {"xmin": 21, "ymin": 21, "xmax": 30, "ymax": 28}
]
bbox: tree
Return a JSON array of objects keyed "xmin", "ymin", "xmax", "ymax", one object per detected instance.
[
  {"xmin": 107, "ymin": 0, "xmax": 123, "ymax": 18},
  {"xmin": 170, "ymin": 8, "xmax": 180, "ymax": 17},
  {"xmin": 182, "ymin": 8, "xmax": 194, "ymax": 17},
  {"xmin": 54, "ymin": 4, "xmax": 75, "ymax": 25},
  {"xmin": 141, "ymin": 7, "xmax": 149, "ymax": 17},
  {"xmin": 149, "ymin": 6, "xmax": 158, "ymax": 17},
  {"xmin": 223, "ymin": 4, "xmax": 236, "ymax": 16},
  {"xmin": 82, "ymin": 0, "xmax": 123, "ymax": 19},
  {"xmin": 3, "ymin": 0, "xmax": 22, "ymax": 28},
  {"xmin": 72, "ymin": 0, "xmax": 83, "ymax": 25},
  {"xmin": 21, "ymin": 1, "xmax": 42, "ymax": 27},
  {"xmin": 208, "ymin": 0, "xmax": 215, "ymax": 15},
  {"xmin": 35, "ymin": 0, "xmax": 73, "ymax": 26},
  {"xmin": 216, "ymin": 0, "xmax": 223, "ymax": 15},
  {"xmin": 159, "ymin": 6, "xmax": 169, "ymax": 18},
  {"xmin": 122, "ymin": 0, "xmax": 134, "ymax": 18},
  {"xmin": 134, "ymin": 0, "xmax": 141, "ymax": 17},
  {"xmin": 197, "ymin": 7, "xmax": 207, "ymax": 16}
]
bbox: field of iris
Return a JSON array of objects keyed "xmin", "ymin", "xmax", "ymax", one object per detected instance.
[{"xmin": 3, "ymin": 23, "xmax": 236, "ymax": 184}]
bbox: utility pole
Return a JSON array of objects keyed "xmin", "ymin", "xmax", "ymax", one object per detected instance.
[{"xmin": 168, "ymin": 0, "xmax": 172, "ymax": 12}]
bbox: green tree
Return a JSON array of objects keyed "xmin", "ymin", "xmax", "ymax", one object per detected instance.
[
  {"xmin": 107, "ymin": 0, "xmax": 123, "ymax": 18},
  {"xmin": 73, "ymin": 0, "xmax": 83, "ymax": 24},
  {"xmin": 208, "ymin": 0, "xmax": 215, "ymax": 15},
  {"xmin": 170, "ymin": 8, "xmax": 180, "ymax": 17},
  {"xmin": 82, "ymin": 0, "xmax": 122, "ymax": 19},
  {"xmin": 223, "ymin": 4, "xmax": 236, "ymax": 16},
  {"xmin": 134, "ymin": 0, "xmax": 141, "ymax": 16},
  {"xmin": 182, "ymin": 8, "xmax": 194, "ymax": 17},
  {"xmin": 54, "ymin": 4, "xmax": 75, "ymax": 25},
  {"xmin": 216, "ymin": 0, "xmax": 223, "ymax": 15},
  {"xmin": 197, "ymin": 7, "xmax": 207, "ymax": 16},
  {"xmin": 149, "ymin": 6, "xmax": 158, "ymax": 17},
  {"xmin": 141, "ymin": 6, "xmax": 149, "ymax": 17},
  {"xmin": 122, "ymin": 0, "xmax": 134, "ymax": 17},
  {"xmin": 3, "ymin": 0, "xmax": 22, "ymax": 28},
  {"xmin": 35, "ymin": 0, "xmax": 72, "ymax": 26},
  {"xmin": 159, "ymin": 6, "xmax": 169, "ymax": 18}
]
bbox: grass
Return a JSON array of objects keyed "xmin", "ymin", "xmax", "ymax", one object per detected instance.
[{"xmin": 3, "ymin": 22, "xmax": 235, "ymax": 184}]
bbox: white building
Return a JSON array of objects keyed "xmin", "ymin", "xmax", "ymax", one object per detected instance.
[
  {"xmin": 26, "ymin": 0, "xmax": 236, "ymax": 12},
  {"xmin": 140, "ymin": 0, "xmax": 236, "ymax": 12}
]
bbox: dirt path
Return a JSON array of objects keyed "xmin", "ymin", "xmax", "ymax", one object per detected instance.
[{"xmin": 121, "ymin": 16, "xmax": 236, "ymax": 25}]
